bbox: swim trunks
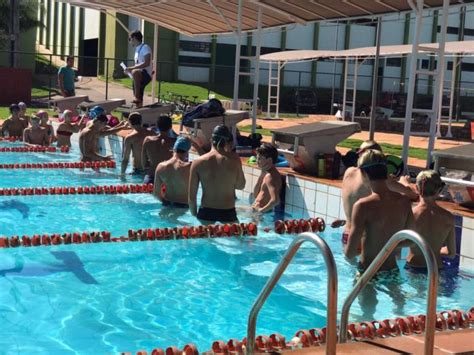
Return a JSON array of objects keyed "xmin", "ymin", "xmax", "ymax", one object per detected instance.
[
  {"xmin": 132, "ymin": 168, "xmax": 145, "ymax": 175},
  {"xmin": 162, "ymin": 199, "xmax": 189, "ymax": 209},
  {"xmin": 197, "ymin": 207, "xmax": 238, "ymax": 223},
  {"xmin": 57, "ymin": 130, "xmax": 73, "ymax": 137},
  {"xmin": 356, "ymin": 262, "xmax": 400, "ymax": 282},
  {"xmin": 341, "ymin": 231, "xmax": 349, "ymax": 244}
]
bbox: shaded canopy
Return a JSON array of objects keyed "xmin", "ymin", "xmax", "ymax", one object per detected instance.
[
  {"xmin": 58, "ymin": 0, "xmax": 472, "ymax": 36},
  {"xmin": 260, "ymin": 40, "xmax": 474, "ymax": 62}
]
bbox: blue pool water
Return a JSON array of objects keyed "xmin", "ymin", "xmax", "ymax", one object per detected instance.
[{"xmin": 0, "ymin": 142, "xmax": 473, "ymax": 354}]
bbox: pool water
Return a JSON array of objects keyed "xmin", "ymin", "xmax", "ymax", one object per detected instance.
[{"xmin": 0, "ymin": 142, "xmax": 473, "ymax": 354}]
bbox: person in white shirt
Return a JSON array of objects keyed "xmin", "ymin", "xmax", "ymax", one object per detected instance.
[{"xmin": 124, "ymin": 30, "xmax": 152, "ymax": 108}]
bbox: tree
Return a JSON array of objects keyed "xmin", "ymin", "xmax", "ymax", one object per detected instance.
[{"xmin": 0, "ymin": 0, "xmax": 43, "ymax": 67}]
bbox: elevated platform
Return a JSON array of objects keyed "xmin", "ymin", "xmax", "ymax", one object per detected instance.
[
  {"xmin": 271, "ymin": 121, "xmax": 361, "ymax": 174},
  {"xmin": 78, "ymin": 98, "xmax": 126, "ymax": 114},
  {"xmin": 182, "ymin": 110, "xmax": 249, "ymax": 151},
  {"xmin": 120, "ymin": 103, "xmax": 175, "ymax": 126},
  {"xmin": 48, "ymin": 95, "xmax": 89, "ymax": 112}
]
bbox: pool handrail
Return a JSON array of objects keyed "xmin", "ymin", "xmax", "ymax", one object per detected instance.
[
  {"xmin": 247, "ymin": 232, "xmax": 338, "ymax": 355},
  {"xmin": 339, "ymin": 230, "xmax": 439, "ymax": 355}
]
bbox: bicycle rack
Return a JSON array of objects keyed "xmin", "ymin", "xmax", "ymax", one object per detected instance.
[
  {"xmin": 247, "ymin": 232, "xmax": 338, "ymax": 355},
  {"xmin": 339, "ymin": 230, "xmax": 439, "ymax": 355}
]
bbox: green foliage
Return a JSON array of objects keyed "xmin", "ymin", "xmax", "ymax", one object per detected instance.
[{"xmin": 0, "ymin": 0, "xmax": 43, "ymax": 49}]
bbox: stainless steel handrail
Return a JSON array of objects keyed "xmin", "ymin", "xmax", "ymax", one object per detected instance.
[
  {"xmin": 247, "ymin": 232, "xmax": 338, "ymax": 355},
  {"xmin": 339, "ymin": 230, "xmax": 439, "ymax": 355}
]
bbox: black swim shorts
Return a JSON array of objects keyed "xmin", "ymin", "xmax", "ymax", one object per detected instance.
[
  {"xmin": 162, "ymin": 199, "xmax": 189, "ymax": 209},
  {"xmin": 133, "ymin": 69, "xmax": 152, "ymax": 101},
  {"xmin": 197, "ymin": 207, "xmax": 238, "ymax": 223}
]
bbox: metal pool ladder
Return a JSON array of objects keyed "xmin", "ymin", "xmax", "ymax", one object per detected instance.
[
  {"xmin": 247, "ymin": 232, "xmax": 338, "ymax": 355},
  {"xmin": 339, "ymin": 230, "xmax": 439, "ymax": 355}
]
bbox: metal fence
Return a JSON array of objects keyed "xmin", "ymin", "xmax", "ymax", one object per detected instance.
[{"xmin": 2, "ymin": 49, "xmax": 474, "ymax": 118}]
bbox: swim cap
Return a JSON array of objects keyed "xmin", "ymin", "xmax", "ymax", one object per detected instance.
[
  {"xmin": 18, "ymin": 102, "xmax": 27, "ymax": 109},
  {"xmin": 89, "ymin": 106, "xmax": 105, "ymax": 119},
  {"xmin": 173, "ymin": 136, "xmax": 191, "ymax": 152},
  {"xmin": 416, "ymin": 170, "xmax": 445, "ymax": 197},
  {"xmin": 212, "ymin": 125, "xmax": 233, "ymax": 142},
  {"xmin": 9, "ymin": 104, "xmax": 20, "ymax": 112}
]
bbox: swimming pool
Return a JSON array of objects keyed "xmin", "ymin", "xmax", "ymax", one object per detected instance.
[{"xmin": 0, "ymin": 142, "xmax": 473, "ymax": 354}]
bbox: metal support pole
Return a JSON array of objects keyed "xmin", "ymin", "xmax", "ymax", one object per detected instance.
[
  {"xmin": 151, "ymin": 24, "xmax": 159, "ymax": 104},
  {"xmin": 251, "ymin": 6, "xmax": 262, "ymax": 135},
  {"xmin": 267, "ymin": 61, "xmax": 272, "ymax": 118},
  {"xmin": 402, "ymin": 0, "xmax": 424, "ymax": 170},
  {"xmin": 330, "ymin": 21, "xmax": 339, "ymax": 115},
  {"xmin": 446, "ymin": 60, "xmax": 458, "ymax": 138},
  {"xmin": 342, "ymin": 58, "xmax": 348, "ymax": 119},
  {"xmin": 275, "ymin": 63, "xmax": 281, "ymax": 119},
  {"xmin": 369, "ymin": 17, "xmax": 382, "ymax": 140},
  {"xmin": 352, "ymin": 58, "xmax": 359, "ymax": 122},
  {"xmin": 105, "ymin": 58, "xmax": 109, "ymax": 100},
  {"xmin": 427, "ymin": 0, "xmax": 449, "ymax": 168},
  {"xmin": 232, "ymin": 0, "xmax": 243, "ymax": 110}
]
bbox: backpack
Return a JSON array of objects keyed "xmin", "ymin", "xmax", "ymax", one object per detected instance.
[{"xmin": 182, "ymin": 98, "xmax": 225, "ymax": 127}]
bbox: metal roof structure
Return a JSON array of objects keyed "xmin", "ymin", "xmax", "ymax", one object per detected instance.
[{"xmin": 59, "ymin": 0, "xmax": 471, "ymax": 36}]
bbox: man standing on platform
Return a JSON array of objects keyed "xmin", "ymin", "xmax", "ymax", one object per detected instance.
[{"xmin": 124, "ymin": 30, "xmax": 152, "ymax": 108}]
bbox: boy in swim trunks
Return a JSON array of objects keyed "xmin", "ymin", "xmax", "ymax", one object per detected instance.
[
  {"xmin": 406, "ymin": 170, "xmax": 456, "ymax": 268},
  {"xmin": 141, "ymin": 115, "xmax": 175, "ymax": 184},
  {"xmin": 154, "ymin": 136, "xmax": 192, "ymax": 208},
  {"xmin": 23, "ymin": 115, "xmax": 49, "ymax": 146},
  {"xmin": 341, "ymin": 140, "xmax": 417, "ymax": 246},
  {"xmin": 189, "ymin": 125, "xmax": 245, "ymax": 223},
  {"xmin": 120, "ymin": 112, "xmax": 154, "ymax": 176},
  {"xmin": 1, "ymin": 104, "xmax": 28, "ymax": 137},
  {"xmin": 252, "ymin": 143, "xmax": 282, "ymax": 213},
  {"xmin": 344, "ymin": 149, "xmax": 415, "ymax": 271}
]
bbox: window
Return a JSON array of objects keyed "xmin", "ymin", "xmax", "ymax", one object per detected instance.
[
  {"xmin": 178, "ymin": 56, "xmax": 211, "ymax": 67},
  {"xmin": 387, "ymin": 58, "xmax": 402, "ymax": 67},
  {"xmin": 179, "ymin": 40, "xmax": 211, "ymax": 53}
]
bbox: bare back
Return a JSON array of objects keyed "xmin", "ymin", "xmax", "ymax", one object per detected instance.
[
  {"xmin": 193, "ymin": 150, "xmax": 244, "ymax": 209},
  {"xmin": 407, "ymin": 203, "xmax": 455, "ymax": 267},
  {"xmin": 155, "ymin": 157, "xmax": 191, "ymax": 204},
  {"xmin": 350, "ymin": 191, "xmax": 414, "ymax": 270},
  {"xmin": 2, "ymin": 117, "xmax": 28, "ymax": 137},
  {"xmin": 79, "ymin": 126, "xmax": 99, "ymax": 161},
  {"xmin": 142, "ymin": 135, "xmax": 175, "ymax": 175},
  {"xmin": 125, "ymin": 130, "xmax": 153, "ymax": 170},
  {"xmin": 342, "ymin": 167, "xmax": 371, "ymax": 231}
]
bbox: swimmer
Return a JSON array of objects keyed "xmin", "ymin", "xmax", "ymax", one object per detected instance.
[
  {"xmin": 344, "ymin": 150, "xmax": 415, "ymax": 271},
  {"xmin": 120, "ymin": 112, "xmax": 154, "ymax": 176},
  {"xmin": 37, "ymin": 110, "xmax": 56, "ymax": 145},
  {"xmin": 56, "ymin": 109, "xmax": 86, "ymax": 148},
  {"xmin": 189, "ymin": 125, "xmax": 245, "ymax": 223},
  {"xmin": 154, "ymin": 136, "xmax": 192, "ymax": 208},
  {"xmin": 78, "ymin": 112, "xmax": 127, "ymax": 162},
  {"xmin": 18, "ymin": 102, "xmax": 30, "ymax": 121},
  {"xmin": 252, "ymin": 143, "xmax": 282, "ymax": 213},
  {"xmin": 341, "ymin": 140, "xmax": 417, "ymax": 243},
  {"xmin": 141, "ymin": 115, "xmax": 175, "ymax": 184},
  {"xmin": 406, "ymin": 170, "xmax": 456, "ymax": 268},
  {"xmin": 23, "ymin": 115, "xmax": 49, "ymax": 146},
  {"xmin": 1, "ymin": 104, "xmax": 28, "ymax": 137}
]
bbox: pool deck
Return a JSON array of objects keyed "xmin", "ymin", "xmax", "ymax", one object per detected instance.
[{"xmin": 285, "ymin": 328, "xmax": 474, "ymax": 354}]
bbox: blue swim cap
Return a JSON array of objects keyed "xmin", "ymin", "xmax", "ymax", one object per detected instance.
[
  {"xmin": 173, "ymin": 136, "xmax": 191, "ymax": 152},
  {"xmin": 89, "ymin": 106, "xmax": 105, "ymax": 119}
]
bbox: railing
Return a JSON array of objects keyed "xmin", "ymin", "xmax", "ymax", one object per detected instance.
[
  {"xmin": 247, "ymin": 232, "xmax": 338, "ymax": 355},
  {"xmin": 339, "ymin": 230, "xmax": 439, "ymax": 355}
]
